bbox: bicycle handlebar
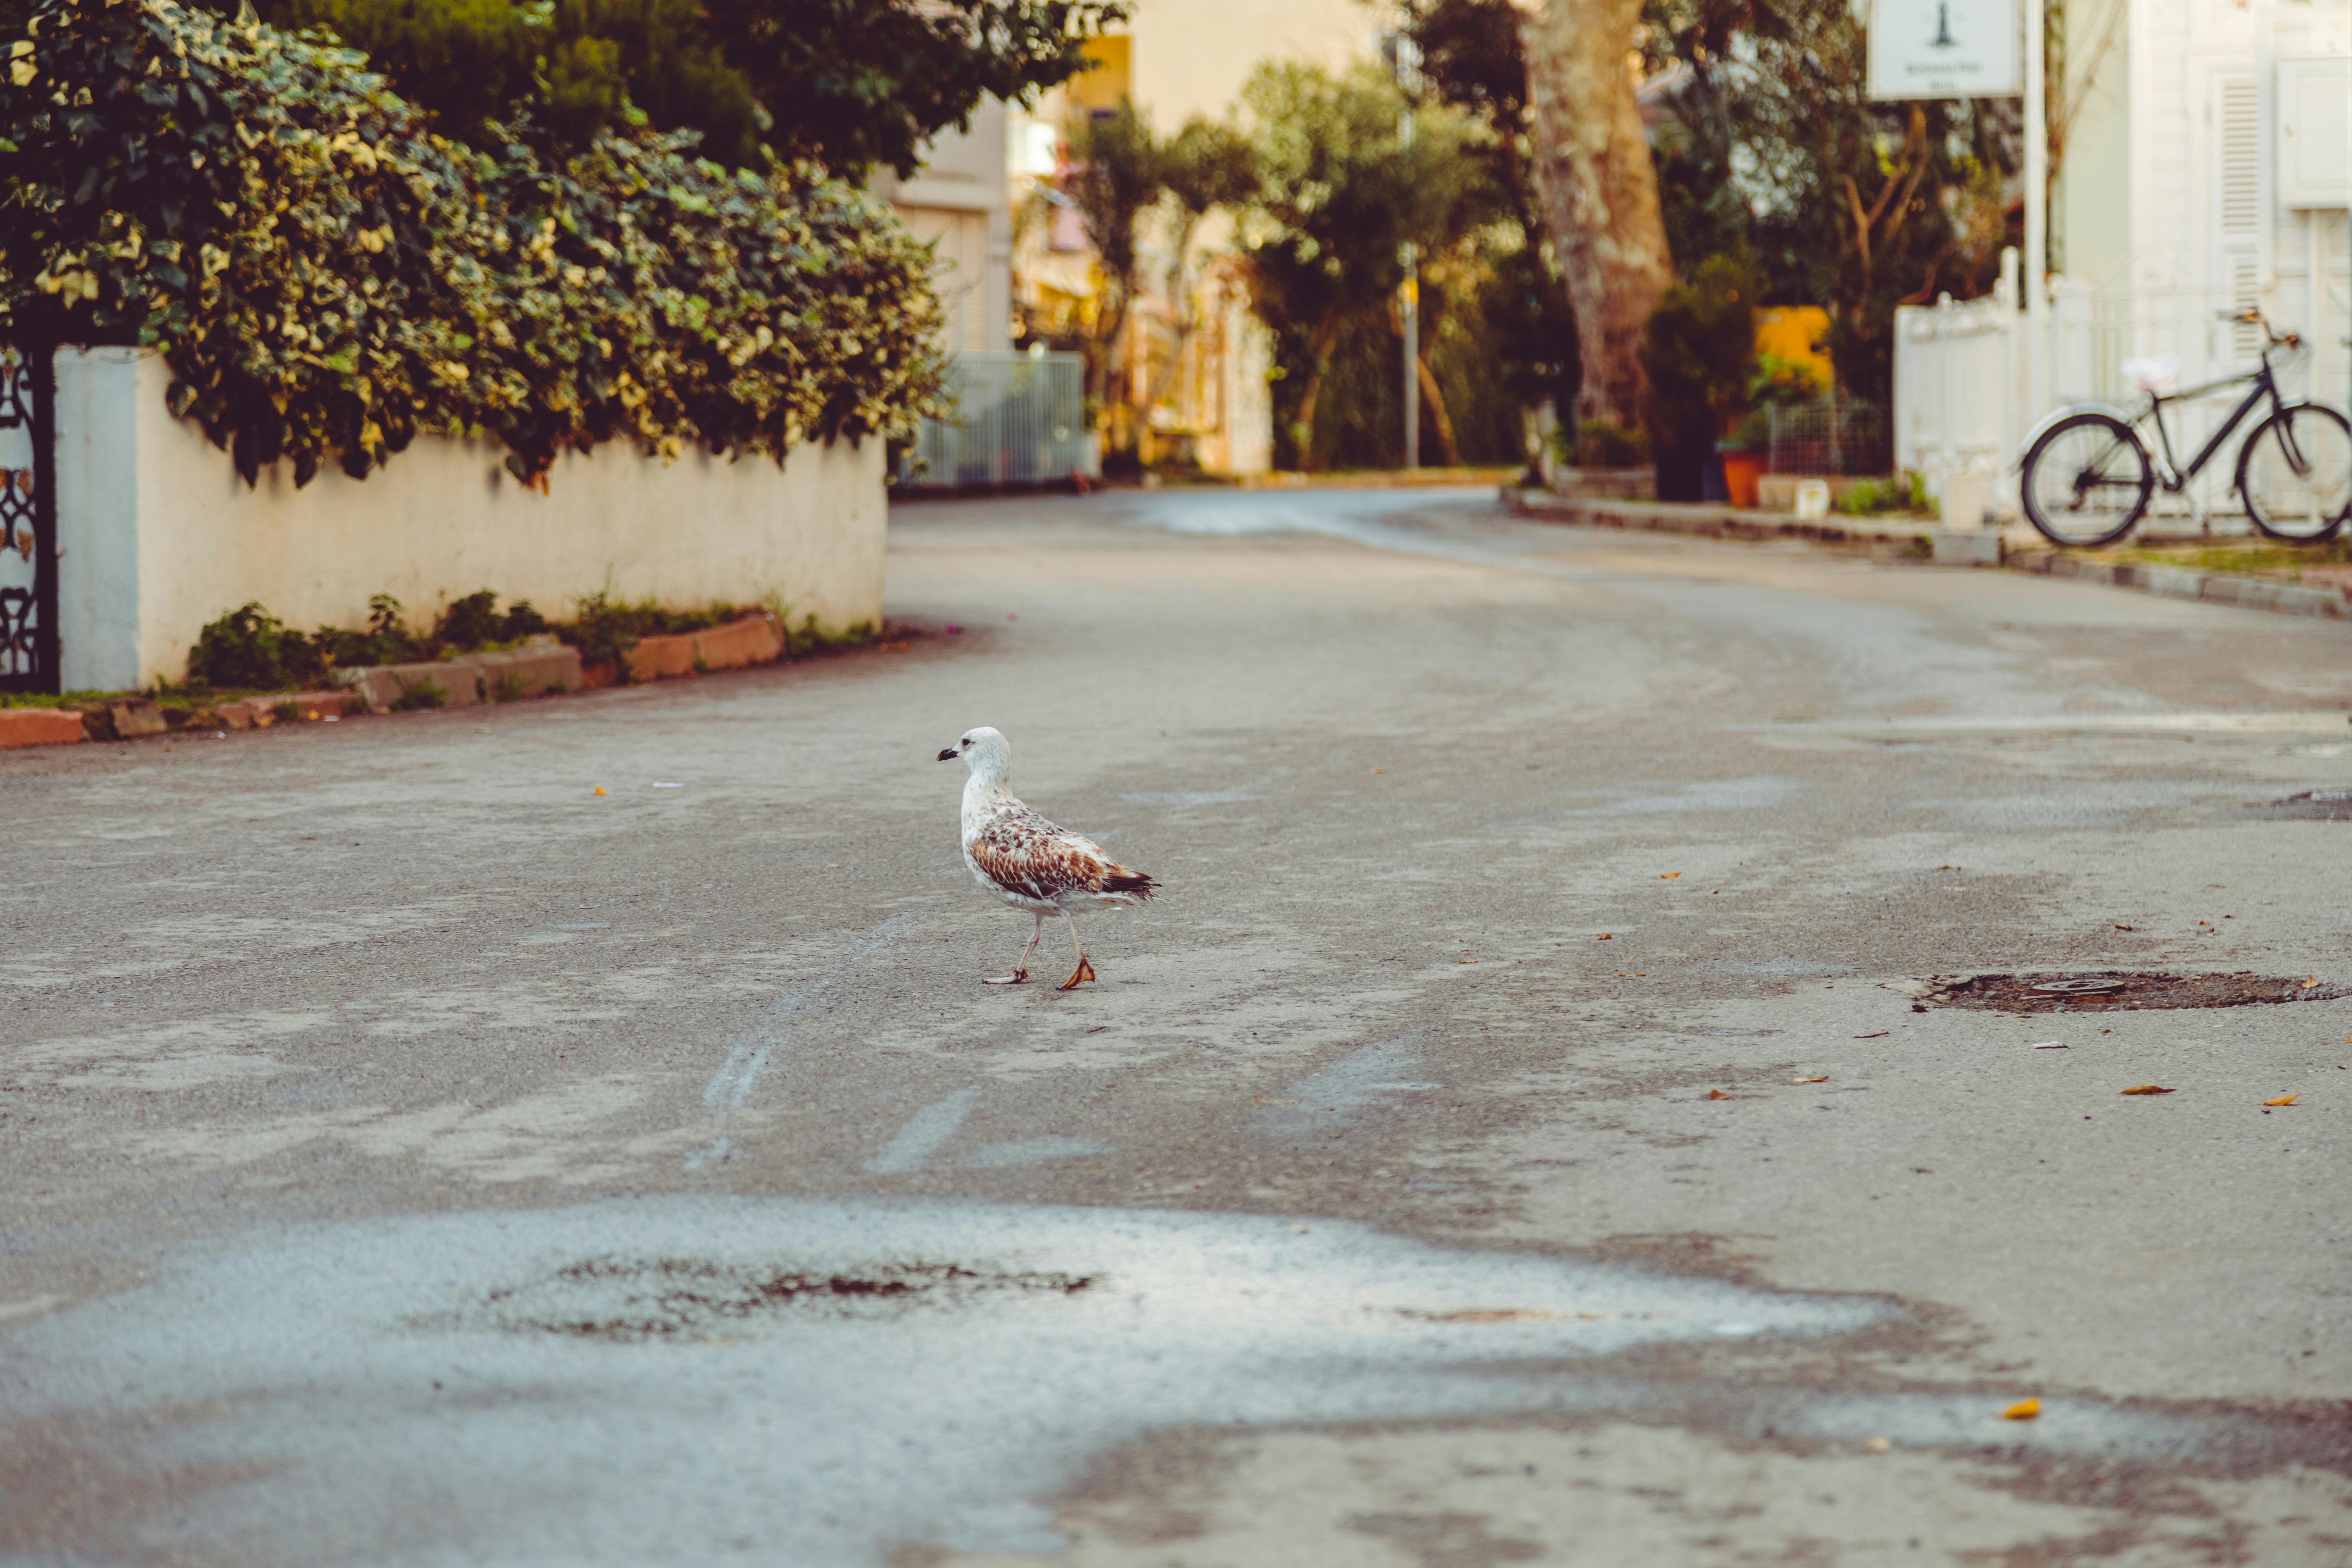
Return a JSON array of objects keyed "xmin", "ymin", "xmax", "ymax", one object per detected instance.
[{"xmin": 2217, "ymin": 307, "xmax": 2302, "ymax": 350}]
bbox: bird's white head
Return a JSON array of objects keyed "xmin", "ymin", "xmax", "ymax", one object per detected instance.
[{"xmin": 937, "ymin": 725, "xmax": 1011, "ymax": 785}]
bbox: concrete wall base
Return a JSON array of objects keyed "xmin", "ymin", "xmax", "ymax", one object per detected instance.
[{"xmin": 51, "ymin": 348, "xmax": 887, "ymax": 690}]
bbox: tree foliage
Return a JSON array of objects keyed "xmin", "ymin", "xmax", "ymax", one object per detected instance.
[
  {"xmin": 1401, "ymin": 0, "xmax": 1578, "ymax": 418},
  {"xmin": 0, "ymin": 0, "xmax": 945, "ymax": 485},
  {"xmin": 121, "ymin": 0, "xmax": 1125, "ymax": 173},
  {"xmin": 1239, "ymin": 61, "xmax": 1504, "ymax": 468},
  {"xmin": 1640, "ymin": 0, "xmax": 2018, "ymax": 400}
]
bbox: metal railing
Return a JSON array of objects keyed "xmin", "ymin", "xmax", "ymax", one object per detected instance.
[
  {"xmin": 1762, "ymin": 398, "xmax": 1890, "ymax": 476},
  {"xmin": 895, "ymin": 351, "xmax": 1097, "ymax": 489}
]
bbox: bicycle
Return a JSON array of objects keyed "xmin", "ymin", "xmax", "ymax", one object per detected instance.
[{"xmin": 2018, "ymin": 310, "xmax": 2352, "ymax": 547}]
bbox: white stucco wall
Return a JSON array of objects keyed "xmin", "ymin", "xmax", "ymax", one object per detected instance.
[{"xmin": 52, "ymin": 348, "xmax": 887, "ymax": 690}]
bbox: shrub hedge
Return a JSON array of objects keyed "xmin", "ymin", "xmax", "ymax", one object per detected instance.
[{"xmin": 0, "ymin": 0, "xmax": 944, "ymax": 486}]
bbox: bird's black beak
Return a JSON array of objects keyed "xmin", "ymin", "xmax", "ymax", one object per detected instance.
[{"xmin": 937, "ymin": 748, "xmax": 959, "ymax": 762}]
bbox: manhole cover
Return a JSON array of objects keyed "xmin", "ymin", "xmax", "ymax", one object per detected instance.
[
  {"xmin": 2254, "ymin": 790, "xmax": 2352, "ymax": 821},
  {"xmin": 1919, "ymin": 972, "xmax": 2343, "ymax": 1011},
  {"xmin": 464, "ymin": 1258, "xmax": 1093, "ymax": 1342}
]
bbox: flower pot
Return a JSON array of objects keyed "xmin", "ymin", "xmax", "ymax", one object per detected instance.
[{"xmin": 1717, "ymin": 448, "xmax": 1764, "ymax": 509}]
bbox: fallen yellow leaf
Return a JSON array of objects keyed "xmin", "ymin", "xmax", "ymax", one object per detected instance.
[
  {"xmin": 2119, "ymin": 1085, "xmax": 2175, "ymax": 1096},
  {"xmin": 1597, "ymin": 933, "xmax": 1612, "ymax": 940},
  {"xmin": 1660, "ymin": 872, "xmax": 1681, "ymax": 880},
  {"xmin": 1705, "ymin": 1088, "xmax": 1731, "ymax": 1100},
  {"xmin": 1791, "ymin": 1075, "xmax": 1827, "ymax": 1084},
  {"xmin": 592, "ymin": 786, "xmax": 607, "ymax": 796},
  {"xmin": 2263, "ymin": 1094, "xmax": 2298, "ymax": 1106},
  {"xmin": 1371, "ymin": 767, "xmax": 1386, "ymax": 774},
  {"xmin": 2301, "ymin": 976, "xmax": 2319, "ymax": 988},
  {"xmin": 2002, "ymin": 1398, "xmax": 2040, "ymax": 1421},
  {"xmin": 1458, "ymin": 958, "xmax": 1478, "ymax": 964}
]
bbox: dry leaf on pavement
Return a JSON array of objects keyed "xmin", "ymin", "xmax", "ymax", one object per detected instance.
[
  {"xmin": 2262, "ymin": 1094, "xmax": 2298, "ymax": 1106},
  {"xmin": 1660, "ymin": 872, "xmax": 1681, "ymax": 880},
  {"xmin": 2002, "ymin": 1399, "xmax": 2041, "ymax": 1420},
  {"xmin": 1705, "ymin": 1089, "xmax": 1731, "ymax": 1100},
  {"xmin": 1791, "ymin": 1075, "xmax": 1828, "ymax": 1084},
  {"xmin": 2119, "ymin": 1085, "xmax": 2176, "ymax": 1096}
]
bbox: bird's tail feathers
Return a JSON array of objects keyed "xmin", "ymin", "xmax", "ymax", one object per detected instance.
[{"xmin": 1104, "ymin": 867, "xmax": 1158, "ymax": 901}]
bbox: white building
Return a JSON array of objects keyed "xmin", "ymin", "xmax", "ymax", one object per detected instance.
[{"xmin": 1897, "ymin": 3, "xmax": 2350, "ymax": 521}]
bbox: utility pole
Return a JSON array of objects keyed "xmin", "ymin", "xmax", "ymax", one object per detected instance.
[
  {"xmin": 1396, "ymin": 28, "xmax": 1422, "ymax": 470},
  {"xmin": 1402, "ymin": 250, "xmax": 1419, "ymax": 471},
  {"xmin": 2023, "ymin": 0, "xmax": 2048, "ymax": 422}
]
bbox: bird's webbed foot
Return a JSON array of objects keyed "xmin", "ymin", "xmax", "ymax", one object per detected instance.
[
  {"xmin": 1056, "ymin": 955, "xmax": 1098, "ymax": 991},
  {"xmin": 982, "ymin": 967, "xmax": 1030, "ymax": 986}
]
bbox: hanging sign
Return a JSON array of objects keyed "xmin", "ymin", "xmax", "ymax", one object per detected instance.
[{"xmin": 1866, "ymin": 0, "xmax": 2021, "ymax": 100}]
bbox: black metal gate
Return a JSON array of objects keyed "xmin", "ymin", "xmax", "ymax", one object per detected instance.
[{"xmin": 0, "ymin": 345, "xmax": 60, "ymax": 695}]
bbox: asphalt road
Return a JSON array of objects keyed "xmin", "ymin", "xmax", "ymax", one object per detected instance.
[{"xmin": 5, "ymin": 486, "xmax": 2351, "ymax": 1566}]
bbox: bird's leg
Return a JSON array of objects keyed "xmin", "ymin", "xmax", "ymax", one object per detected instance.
[
  {"xmin": 1055, "ymin": 910, "xmax": 1097, "ymax": 991},
  {"xmin": 983, "ymin": 913, "xmax": 1042, "ymax": 986}
]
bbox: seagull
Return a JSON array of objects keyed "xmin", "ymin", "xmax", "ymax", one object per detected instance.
[{"xmin": 938, "ymin": 726, "xmax": 1158, "ymax": 989}]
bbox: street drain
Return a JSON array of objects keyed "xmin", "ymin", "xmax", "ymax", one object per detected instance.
[
  {"xmin": 2254, "ymin": 789, "xmax": 2352, "ymax": 820},
  {"xmin": 476, "ymin": 1257, "xmax": 1093, "ymax": 1341},
  {"xmin": 1919, "ymin": 971, "xmax": 2343, "ymax": 1012}
]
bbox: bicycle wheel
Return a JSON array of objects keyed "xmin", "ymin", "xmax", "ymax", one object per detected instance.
[
  {"xmin": 2021, "ymin": 412, "xmax": 2153, "ymax": 547},
  {"xmin": 2238, "ymin": 402, "xmax": 2352, "ymax": 542}
]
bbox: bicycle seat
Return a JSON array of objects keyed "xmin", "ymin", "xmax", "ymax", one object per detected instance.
[{"xmin": 2122, "ymin": 355, "xmax": 2179, "ymax": 393}]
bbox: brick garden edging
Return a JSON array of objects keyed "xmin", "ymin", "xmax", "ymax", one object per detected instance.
[{"xmin": 1, "ymin": 612, "xmax": 802, "ymax": 751}]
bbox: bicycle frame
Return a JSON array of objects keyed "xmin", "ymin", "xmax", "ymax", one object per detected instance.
[{"xmin": 2134, "ymin": 357, "xmax": 2286, "ymax": 492}]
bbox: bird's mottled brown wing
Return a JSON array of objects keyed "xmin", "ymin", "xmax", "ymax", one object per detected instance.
[{"xmin": 968, "ymin": 808, "xmax": 1117, "ymax": 901}]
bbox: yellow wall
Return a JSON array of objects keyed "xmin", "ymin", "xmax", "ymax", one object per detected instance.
[
  {"xmin": 1068, "ymin": 35, "xmax": 1132, "ymax": 115},
  {"xmin": 1755, "ymin": 306, "xmax": 1833, "ymax": 388}
]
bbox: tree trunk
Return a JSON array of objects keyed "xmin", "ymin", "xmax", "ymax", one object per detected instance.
[
  {"xmin": 1518, "ymin": 0, "xmax": 1674, "ymax": 438},
  {"xmin": 1415, "ymin": 355, "xmax": 1461, "ymax": 468},
  {"xmin": 1289, "ymin": 307, "xmax": 1345, "ymax": 471}
]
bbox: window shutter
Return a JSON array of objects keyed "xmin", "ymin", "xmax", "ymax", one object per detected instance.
[{"xmin": 2214, "ymin": 74, "xmax": 2271, "ymax": 358}]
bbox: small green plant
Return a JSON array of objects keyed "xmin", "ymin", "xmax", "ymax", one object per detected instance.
[
  {"xmin": 1573, "ymin": 420, "xmax": 1650, "ymax": 468},
  {"xmin": 272, "ymin": 700, "xmax": 300, "ymax": 723},
  {"xmin": 388, "ymin": 677, "xmax": 449, "ymax": 712},
  {"xmin": 315, "ymin": 595, "xmax": 424, "ymax": 669},
  {"xmin": 491, "ymin": 671, "xmax": 527, "ymax": 704},
  {"xmin": 434, "ymin": 590, "xmax": 553, "ymax": 652},
  {"xmin": 1834, "ymin": 472, "xmax": 1932, "ymax": 516},
  {"xmin": 187, "ymin": 603, "xmax": 328, "ymax": 690},
  {"xmin": 559, "ymin": 590, "xmax": 742, "ymax": 667}
]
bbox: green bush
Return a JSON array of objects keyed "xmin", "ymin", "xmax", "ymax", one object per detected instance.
[
  {"xmin": 433, "ymin": 589, "xmax": 548, "ymax": 650},
  {"xmin": 186, "ymin": 603, "xmax": 330, "ymax": 690},
  {"xmin": 1834, "ymin": 472, "xmax": 1931, "ymax": 516},
  {"xmin": 1641, "ymin": 257, "xmax": 1757, "ymax": 458},
  {"xmin": 1572, "ymin": 419, "xmax": 1650, "ymax": 468},
  {"xmin": 0, "ymin": 0, "xmax": 945, "ymax": 489}
]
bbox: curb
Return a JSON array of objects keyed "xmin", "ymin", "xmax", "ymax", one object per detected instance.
[
  {"xmin": 2007, "ymin": 548, "xmax": 2352, "ymax": 620},
  {"xmin": 1505, "ymin": 486, "xmax": 2352, "ymax": 623},
  {"xmin": 1500, "ymin": 486, "xmax": 2005, "ymax": 560}
]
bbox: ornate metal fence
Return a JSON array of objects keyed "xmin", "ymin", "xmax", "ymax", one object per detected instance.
[
  {"xmin": 0, "ymin": 346, "xmax": 59, "ymax": 695},
  {"xmin": 895, "ymin": 351, "xmax": 1096, "ymax": 490}
]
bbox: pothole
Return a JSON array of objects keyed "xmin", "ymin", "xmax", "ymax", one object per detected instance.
[
  {"xmin": 2253, "ymin": 789, "xmax": 2352, "ymax": 820},
  {"xmin": 472, "ymin": 1256, "xmax": 1093, "ymax": 1341},
  {"xmin": 1918, "ymin": 971, "xmax": 2343, "ymax": 1012}
]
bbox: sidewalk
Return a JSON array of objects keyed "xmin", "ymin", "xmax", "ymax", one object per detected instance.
[
  {"xmin": 1500, "ymin": 487, "xmax": 2015, "ymax": 565},
  {"xmin": 1502, "ymin": 486, "xmax": 2352, "ymax": 621}
]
